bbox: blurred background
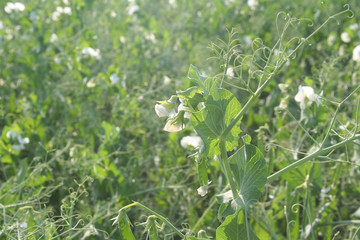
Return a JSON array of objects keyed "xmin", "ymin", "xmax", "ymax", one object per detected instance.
[{"xmin": 1, "ymin": 0, "xmax": 360, "ymax": 239}]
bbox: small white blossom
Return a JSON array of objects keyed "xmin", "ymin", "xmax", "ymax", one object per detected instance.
[
  {"xmin": 197, "ymin": 181, "xmax": 211, "ymax": 197},
  {"xmin": 349, "ymin": 23, "xmax": 359, "ymax": 30},
  {"xmin": 6, "ymin": 130, "xmax": 29, "ymax": 151},
  {"xmin": 0, "ymin": 21, "xmax": 3, "ymax": 30},
  {"xmin": 20, "ymin": 222, "xmax": 28, "ymax": 229},
  {"xmin": 163, "ymin": 75, "xmax": 171, "ymax": 85},
  {"xmin": 169, "ymin": 0, "xmax": 176, "ymax": 7},
  {"xmin": 155, "ymin": 104, "xmax": 175, "ymax": 118},
  {"xmin": 128, "ymin": 4, "xmax": 139, "ymax": 15},
  {"xmin": 6, "ymin": 130, "xmax": 18, "ymax": 139},
  {"xmin": 145, "ymin": 33, "xmax": 156, "ymax": 43},
  {"xmin": 110, "ymin": 11, "xmax": 117, "ymax": 18},
  {"xmin": 81, "ymin": 47, "xmax": 101, "ymax": 59},
  {"xmin": 180, "ymin": 136, "xmax": 203, "ymax": 149},
  {"xmin": 49, "ymin": 33, "xmax": 57, "ymax": 43},
  {"xmin": 163, "ymin": 119, "xmax": 184, "ymax": 132},
  {"xmin": 4, "ymin": 2, "xmax": 25, "ymax": 13},
  {"xmin": 119, "ymin": 36, "xmax": 126, "ymax": 43},
  {"xmin": 294, "ymin": 85, "xmax": 322, "ymax": 110},
  {"xmin": 52, "ymin": 6, "xmax": 72, "ymax": 21},
  {"xmin": 327, "ymin": 34, "xmax": 336, "ymax": 46},
  {"xmin": 63, "ymin": 7, "xmax": 72, "ymax": 15},
  {"xmin": 51, "ymin": 11, "xmax": 61, "ymax": 21},
  {"xmin": 352, "ymin": 45, "xmax": 360, "ymax": 63},
  {"xmin": 154, "ymin": 155, "xmax": 160, "ymax": 167},
  {"xmin": 177, "ymin": 101, "xmax": 191, "ymax": 119},
  {"xmin": 340, "ymin": 32, "xmax": 351, "ymax": 43},
  {"xmin": 278, "ymin": 83, "xmax": 288, "ymax": 93},
  {"xmin": 226, "ymin": 67, "xmax": 234, "ymax": 77},
  {"xmin": 110, "ymin": 73, "xmax": 121, "ymax": 84},
  {"xmin": 247, "ymin": 0, "xmax": 258, "ymax": 10}
]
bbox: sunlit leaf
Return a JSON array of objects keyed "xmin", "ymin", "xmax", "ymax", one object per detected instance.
[
  {"xmin": 216, "ymin": 210, "xmax": 259, "ymax": 240},
  {"xmin": 190, "ymin": 86, "xmax": 241, "ymax": 157},
  {"xmin": 229, "ymin": 144, "xmax": 267, "ymax": 209}
]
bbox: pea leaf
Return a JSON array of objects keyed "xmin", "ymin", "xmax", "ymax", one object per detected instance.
[
  {"xmin": 216, "ymin": 210, "xmax": 259, "ymax": 240},
  {"xmin": 228, "ymin": 144, "xmax": 267, "ymax": 209},
  {"xmin": 116, "ymin": 211, "xmax": 136, "ymax": 240},
  {"xmin": 197, "ymin": 156, "xmax": 208, "ymax": 186},
  {"xmin": 187, "ymin": 65, "xmax": 212, "ymax": 95},
  {"xmin": 190, "ymin": 86, "xmax": 241, "ymax": 157}
]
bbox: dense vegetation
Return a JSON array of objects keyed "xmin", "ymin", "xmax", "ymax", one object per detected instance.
[{"xmin": 1, "ymin": 0, "xmax": 360, "ymax": 239}]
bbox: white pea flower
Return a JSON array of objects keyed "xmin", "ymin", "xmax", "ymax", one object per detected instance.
[
  {"xmin": 49, "ymin": 33, "xmax": 58, "ymax": 43},
  {"xmin": 4, "ymin": 2, "xmax": 25, "ymax": 13},
  {"xmin": 163, "ymin": 75, "xmax": 171, "ymax": 85},
  {"xmin": 180, "ymin": 136, "xmax": 203, "ymax": 149},
  {"xmin": 178, "ymin": 100, "xmax": 191, "ymax": 119},
  {"xmin": 169, "ymin": 0, "xmax": 176, "ymax": 7},
  {"xmin": 294, "ymin": 85, "xmax": 322, "ymax": 110},
  {"xmin": 81, "ymin": 47, "xmax": 101, "ymax": 59},
  {"xmin": 63, "ymin": 7, "xmax": 72, "ymax": 15},
  {"xmin": 145, "ymin": 33, "xmax": 156, "ymax": 43},
  {"xmin": 340, "ymin": 32, "xmax": 351, "ymax": 43},
  {"xmin": 197, "ymin": 181, "xmax": 211, "ymax": 197},
  {"xmin": 226, "ymin": 67, "xmax": 234, "ymax": 77},
  {"xmin": 349, "ymin": 23, "xmax": 359, "ymax": 30},
  {"xmin": 6, "ymin": 130, "xmax": 18, "ymax": 139},
  {"xmin": 51, "ymin": 11, "xmax": 61, "ymax": 21},
  {"xmin": 110, "ymin": 73, "xmax": 121, "ymax": 84},
  {"xmin": 128, "ymin": 4, "xmax": 139, "ymax": 15},
  {"xmin": 20, "ymin": 222, "xmax": 28, "ymax": 229},
  {"xmin": 51, "ymin": 6, "xmax": 71, "ymax": 21},
  {"xmin": 352, "ymin": 45, "xmax": 360, "ymax": 63},
  {"xmin": 163, "ymin": 119, "xmax": 184, "ymax": 132},
  {"xmin": 155, "ymin": 104, "xmax": 176, "ymax": 118},
  {"xmin": 247, "ymin": 0, "xmax": 258, "ymax": 10},
  {"xmin": 6, "ymin": 130, "xmax": 29, "ymax": 151},
  {"xmin": 327, "ymin": 34, "xmax": 336, "ymax": 46},
  {"xmin": 110, "ymin": 11, "xmax": 117, "ymax": 18}
]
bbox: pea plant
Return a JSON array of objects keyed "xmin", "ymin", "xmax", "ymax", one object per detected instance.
[{"xmin": 112, "ymin": 6, "xmax": 360, "ymax": 239}]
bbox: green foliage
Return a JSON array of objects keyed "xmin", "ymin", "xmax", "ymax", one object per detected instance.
[
  {"xmin": 216, "ymin": 210, "xmax": 259, "ymax": 240},
  {"xmin": 1, "ymin": 0, "xmax": 360, "ymax": 239},
  {"xmin": 191, "ymin": 85, "xmax": 242, "ymax": 157}
]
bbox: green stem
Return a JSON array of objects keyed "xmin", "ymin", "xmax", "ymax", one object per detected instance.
[
  {"xmin": 317, "ymin": 220, "xmax": 360, "ymax": 226},
  {"xmin": 221, "ymin": 6, "xmax": 352, "ymax": 140},
  {"xmin": 267, "ymin": 134, "xmax": 360, "ymax": 182},
  {"xmin": 219, "ymin": 139, "xmax": 240, "ymax": 202},
  {"xmin": 119, "ymin": 202, "xmax": 185, "ymax": 239}
]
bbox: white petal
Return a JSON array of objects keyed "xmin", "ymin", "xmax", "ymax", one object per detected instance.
[
  {"xmin": 155, "ymin": 104, "xmax": 175, "ymax": 118},
  {"xmin": 180, "ymin": 136, "xmax": 203, "ymax": 149},
  {"xmin": 352, "ymin": 45, "xmax": 360, "ymax": 62},
  {"xmin": 197, "ymin": 186, "xmax": 208, "ymax": 197},
  {"xmin": 163, "ymin": 119, "xmax": 184, "ymax": 132},
  {"xmin": 294, "ymin": 86, "xmax": 305, "ymax": 102}
]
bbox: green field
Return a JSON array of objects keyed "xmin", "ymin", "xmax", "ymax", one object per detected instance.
[{"xmin": 1, "ymin": 0, "xmax": 360, "ymax": 239}]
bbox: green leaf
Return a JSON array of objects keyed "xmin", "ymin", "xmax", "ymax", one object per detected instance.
[
  {"xmin": 190, "ymin": 86, "xmax": 242, "ymax": 157},
  {"xmin": 187, "ymin": 65, "xmax": 212, "ymax": 95},
  {"xmin": 146, "ymin": 218, "xmax": 159, "ymax": 240},
  {"xmin": 197, "ymin": 156, "xmax": 208, "ymax": 186},
  {"xmin": 216, "ymin": 210, "xmax": 259, "ymax": 240},
  {"xmin": 229, "ymin": 144, "xmax": 267, "ymax": 209},
  {"xmin": 117, "ymin": 211, "xmax": 136, "ymax": 240}
]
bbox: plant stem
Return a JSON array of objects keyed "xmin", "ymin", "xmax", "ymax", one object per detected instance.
[
  {"xmin": 119, "ymin": 202, "xmax": 185, "ymax": 239},
  {"xmin": 222, "ymin": 6, "xmax": 352, "ymax": 140},
  {"xmin": 219, "ymin": 139, "xmax": 240, "ymax": 202},
  {"xmin": 267, "ymin": 134, "xmax": 360, "ymax": 182}
]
